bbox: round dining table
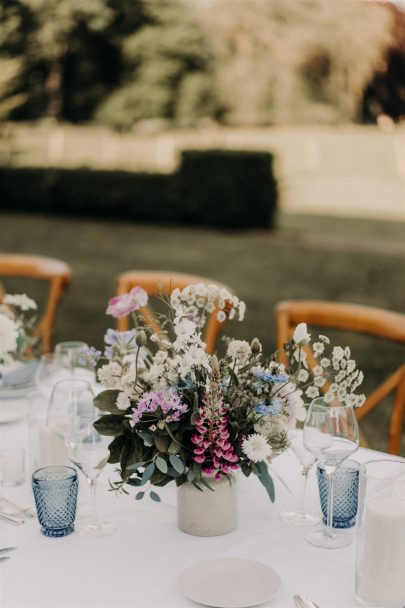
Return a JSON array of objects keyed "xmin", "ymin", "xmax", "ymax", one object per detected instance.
[{"xmin": 0, "ymin": 401, "xmax": 402, "ymax": 608}]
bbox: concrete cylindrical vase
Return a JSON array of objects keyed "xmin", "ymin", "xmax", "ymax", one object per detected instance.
[{"xmin": 177, "ymin": 474, "xmax": 237, "ymax": 537}]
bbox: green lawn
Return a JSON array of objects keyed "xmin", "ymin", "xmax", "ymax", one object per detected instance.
[{"xmin": 1, "ymin": 211, "xmax": 404, "ymax": 454}]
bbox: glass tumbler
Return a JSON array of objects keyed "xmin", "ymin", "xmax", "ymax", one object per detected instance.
[
  {"xmin": 355, "ymin": 459, "xmax": 405, "ymax": 607},
  {"xmin": 317, "ymin": 459, "xmax": 360, "ymax": 528},
  {"xmin": 32, "ymin": 466, "xmax": 78, "ymax": 537}
]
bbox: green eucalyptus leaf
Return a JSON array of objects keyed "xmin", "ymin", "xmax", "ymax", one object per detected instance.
[
  {"xmin": 154, "ymin": 435, "xmax": 170, "ymax": 452},
  {"xmin": 155, "ymin": 456, "xmax": 168, "ymax": 474},
  {"xmin": 169, "ymin": 454, "xmax": 184, "ymax": 474},
  {"xmin": 135, "ymin": 491, "xmax": 145, "ymax": 500},
  {"xmin": 168, "ymin": 440, "xmax": 181, "ymax": 455},
  {"xmin": 150, "ymin": 491, "xmax": 161, "ymax": 502},
  {"xmin": 126, "ymin": 461, "xmax": 145, "ymax": 471},
  {"xmin": 127, "ymin": 477, "xmax": 143, "ymax": 486},
  {"xmin": 107, "ymin": 435, "xmax": 127, "ymax": 463},
  {"xmin": 94, "ymin": 390, "xmax": 122, "ymax": 413},
  {"xmin": 94, "ymin": 415, "xmax": 125, "ymax": 436},
  {"xmin": 186, "ymin": 469, "xmax": 195, "ymax": 482},
  {"xmin": 253, "ymin": 461, "xmax": 275, "ymax": 502},
  {"xmin": 137, "ymin": 430, "xmax": 154, "ymax": 446},
  {"xmin": 200, "ymin": 477, "xmax": 214, "ymax": 491},
  {"xmin": 141, "ymin": 462, "xmax": 155, "ymax": 485}
]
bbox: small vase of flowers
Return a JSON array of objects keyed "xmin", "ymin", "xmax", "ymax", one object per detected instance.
[{"xmin": 80, "ymin": 283, "xmax": 365, "ymax": 536}]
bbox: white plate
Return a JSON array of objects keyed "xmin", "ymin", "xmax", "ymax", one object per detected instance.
[{"xmin": 177, "ymin": 558, "xmax": 282, "ymax": 608}]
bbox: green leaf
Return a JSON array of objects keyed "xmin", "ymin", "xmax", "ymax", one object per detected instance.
[
  {"xmin": 155, "ymin": 456, "xmax": 168, "ymax": 474},
  {"xmin": 94, "ymin": 414, "xmax": 125, "ymax": 436},
  {"xmin": 253, "ymin": 461, "xmax": 275, "ymax": 502},
  {"xmin": 186, "ymin": 469, "xmax": 195, "ymax": 482},
  {"xmin": 107, "ymin": 435, "xmax": 127, "ymax": 464},
  {"xmin": 150, "ymin": 491, "xmax": 161, "ymax": 502},
  {"xmin": 192, "ymin": 480, "xmax": 204, "ymax": 492},
  {"xmin": 136, "ymin": 430, "xmax": 154, "ymax": 446},
  {"xmin": 154, "ymin": 435, "xmax": 170, "ymax": 452},
  {"xmin": 169, "ymin": 454, "xmax": 184, "ymax": 474},
  {"xmin": 200, "ymin": 477, "xmax": 214, "ymax": 491},
  {"xmin": 135, "ymin": 491, "xmax": 145, "ymax": 500},
  {"xmin": 127, "ymin": 477, "xmax": 143, "ymax": 486},
  {"xmin": 141, "ymin": 462, "xmax": 155, "ymax": 485},
  {"xmin": 94, "ymin": 390, "xmax": 122, "ymax": 413},
  {"xmin": 168, "ymin": 440, "xmax": 181, "ymax": 455},
  {"xmin": 126, "ymin": 461, "xmax": 145, "ymax": 471}
]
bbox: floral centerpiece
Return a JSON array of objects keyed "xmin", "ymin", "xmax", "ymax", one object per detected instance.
[
  {"xmin": 81, "ymin": 283, "xmax": 365, "ymax": 505},
  {"xmin": 0, "ymin": 293, "xmax": 38, "ymax": 367}
]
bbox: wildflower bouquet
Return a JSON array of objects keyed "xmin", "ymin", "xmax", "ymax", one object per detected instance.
[
  {"xmin": 0, "ymin": 293, "xmax": 38, "ymax": 366},
  {"xmin": 83, "ymin": 284, "xmax": 365, "ymax": 502}
]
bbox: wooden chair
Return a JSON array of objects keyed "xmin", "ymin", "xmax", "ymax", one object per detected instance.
[
  {"xmin": 0, "ymin": 254, "xmax": 72, "ymax": 353},
  {"xmin": 116, "ymin": 271, "xmax": 236, "ymax": 354},
  {"xmin": 275, "ymin": 300, "xmax": 405, "ymax": 455}
]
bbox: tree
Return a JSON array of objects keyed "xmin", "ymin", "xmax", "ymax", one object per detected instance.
[
  {"xmin": 196, "ymin": 0, "xmax": 393, "ymax": 125},
  {"xmin": 95, "ymin": 0, "xmax": 220, "ymax": 129}
]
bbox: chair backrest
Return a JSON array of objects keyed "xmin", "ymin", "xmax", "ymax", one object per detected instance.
[
  {"xmin": 0, "ymin": 254, "xmax": 72, "ymax": 353},
  {"xmin": 275, "ymin": 300, "xmax": 405, "ymax": 455},
  {"xmin": 116, "ymin": 270, "xmax": 236, "ymax": 354}
]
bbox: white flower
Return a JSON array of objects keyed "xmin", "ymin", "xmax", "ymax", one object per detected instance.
[
  {"xmin": 173, "ymin": 318, "xmax": 197, "ymax": 349},
  {"xmin": 320, "ymin": 358, "xmax": 330, "ymax": 368},
  {"xmin": 346, "ymin": 359, "xmax": 356, "ymax": 373},
  {"xmin": 318, "ymin": 335, "xmax": 330, "ymax": 344},
  {"xmin": 305, "ymin": 386, "xmax": 319, "ymax": 399},
  {"xmin": 238, "ymin": 301, "xmax": 246, "ymax": 321},
  {"xmin": 97, "ymin": 361, "xmax": 123, "ymax": 389},
  {"xmin": 298, "ymin": 369, "xmax": 309, "ymax": 382},
  {"xmin": 313, "ymin": 341, "xmax": 324, "ymax": 357},
  {"xmin": 0, "ymin": 314, "xmax": 19, "ymax": 359},
  {"xmin": 312, "ymin": 365, "xmax": 323, "ymax": 376},
  {"xmin": 293, "ymin": 323, "xmax": 311, "ymax": 345},
  {"xmin": 332, "ymin": 346, "xmax": 345, "ymax": 361},
  {"xmin": 227, "ymin": 340, "xmax": 251, "ymax": 364},
  {"xmin": 314, "ymin": 376, "xmax": 326, "ymax": 388},
  {"xmin": 242, "ymin": 433, "xmax": 272, "ymax": 463},
  {"xmin": 4, "ymin": 293, "xmax": 37, "ymax": 311},
  {"xmin": 216, "ymin": 310, "xmax": 226, "ymax": 323},
  {"xmin": 116, "ymin": 392, "xmax": 131, "ymax": 411}
]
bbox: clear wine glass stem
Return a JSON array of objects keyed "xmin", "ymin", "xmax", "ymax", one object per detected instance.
[
  {"xmin": 88, "ymin": 478, "xmax": 99, "ymax": 528},
  {"xmin": 298, "ymin": 466, "xmax": 310, "ymax": 514}
]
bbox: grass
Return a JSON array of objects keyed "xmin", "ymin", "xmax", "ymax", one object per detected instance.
[{"xmin": 1, "ymin": 210, "xmax": 404, "ymax": 454}]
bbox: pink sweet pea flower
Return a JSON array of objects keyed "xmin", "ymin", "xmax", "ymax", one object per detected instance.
[{"xmin": 106, "ymin": 286, "xmax": 148, "ymax": 319}]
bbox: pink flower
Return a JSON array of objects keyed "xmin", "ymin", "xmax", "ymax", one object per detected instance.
[{"xmin": 106, "ymin": 287, "xmax": 148, "ymax": 319}]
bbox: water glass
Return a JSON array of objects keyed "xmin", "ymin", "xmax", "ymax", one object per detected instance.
[
  {"xmin": 32, "ymin": 466, "xmax": 78, "ymax": 537},
  {"xmin": 317, "ymin": 459, "xmax": 359, "ymax": 528}
]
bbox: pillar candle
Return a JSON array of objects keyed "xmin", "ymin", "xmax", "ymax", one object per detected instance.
[{"xmin": 358, "ymin": 496, "xmax": 405, "ymax": 606}]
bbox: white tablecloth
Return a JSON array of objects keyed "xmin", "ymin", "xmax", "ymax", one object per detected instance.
[{"xmin": 0, "ymin": 404, "xmax": 402, "ymax": 608}]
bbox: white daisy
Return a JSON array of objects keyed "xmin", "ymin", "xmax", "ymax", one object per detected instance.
[{"xmin": 242, "ymin": 433, "xmax": 272, "ymax": 463}]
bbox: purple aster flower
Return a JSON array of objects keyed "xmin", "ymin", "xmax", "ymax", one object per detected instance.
[{"xmin": 78, "ymin": 346, "xmax": 102, "ymax": 367}]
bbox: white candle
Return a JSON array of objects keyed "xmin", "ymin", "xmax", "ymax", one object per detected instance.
[
  {"xmin": 357, "ymin": 496, "xmax": 405, "ymax": 605},
  {"xmin": 38, "ymin": 426, "xmax": 70, "ymax": 468}
]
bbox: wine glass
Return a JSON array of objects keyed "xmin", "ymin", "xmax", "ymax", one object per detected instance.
[
  {"xmin": 47, "ymin": 378, "xmax": 115, "ymax": 538},
  {"xmin": 303, "ymin": 397, "xmax": 359, "ymax": 548},
  {"xmin": 280, "ymin": 427, "xmax": 320, "ymax": 525},
  {"xmin": 35, "ymin": 342, "xmax": 94, "ymax": 400}
]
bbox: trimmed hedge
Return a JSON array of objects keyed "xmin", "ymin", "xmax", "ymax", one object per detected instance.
[{"xmin": 0, "ymin": 150, "xmax": 277, "ymax": 229}]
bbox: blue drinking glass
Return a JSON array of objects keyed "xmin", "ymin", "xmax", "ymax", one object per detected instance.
[
  {"xmin": 32, "ymin": 466, "xmax": 78, "ymax": 537},
  {"xmin": 317, "ymin": 459, "xmax": 359, "ymax": 529}
]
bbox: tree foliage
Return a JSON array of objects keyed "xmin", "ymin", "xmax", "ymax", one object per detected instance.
[{"xmin": 0, "ymin": 0, "xmax": 398, "ymax": 127}]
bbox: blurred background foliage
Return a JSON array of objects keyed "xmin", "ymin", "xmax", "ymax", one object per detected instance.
[{"xmin": 1, "ymin": 0, "xmax": 405, "ymax": 128}]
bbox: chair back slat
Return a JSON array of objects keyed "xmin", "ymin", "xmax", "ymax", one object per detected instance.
[
  {"xmin": 116, "ymin": 271, "xmax": 235, "ymax": 354},
  {"xmin": 0, "ymin": 254, "xmax": 72, "ymax": 353},
  {"xmin": 275, "ymin": 299, "xmax": 405, "ymax": 455}
]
